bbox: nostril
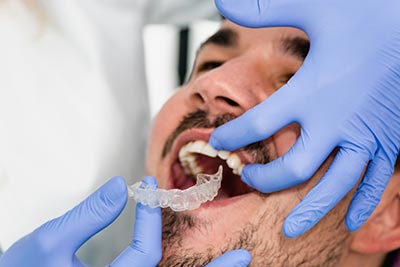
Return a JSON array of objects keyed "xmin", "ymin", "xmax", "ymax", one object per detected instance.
[
  {"xmin": 193, "ymin": 92, "xmax": 205, "ymax": 104},
  {"xmin": 216, "ymin": 96, "xmax": 239, "ymax": 107}
]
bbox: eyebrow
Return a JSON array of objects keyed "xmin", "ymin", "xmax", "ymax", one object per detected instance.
[
  {"xmin": 199, "ymin": 29, "xmax": 309, "ymax": 59},
  {"xmin": 187, "ymin": 28, "xmax": 238, "ymax": 81},
  {"xmin": 199, "ymin": 28, "xmax": 238, "ymax": 51},
  {"xmin": 280, "ymin": 36, "xmax": 310, "ymax": 60}
]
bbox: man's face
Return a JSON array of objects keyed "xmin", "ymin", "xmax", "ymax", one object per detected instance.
[{"xmin": 146, "ymin": 21, "xmax": 352, "ymax": 266}]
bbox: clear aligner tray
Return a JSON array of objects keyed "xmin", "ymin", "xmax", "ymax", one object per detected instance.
[{"xmin": 127, "ymin": 166, "xmax": 223, "ymax": 211}]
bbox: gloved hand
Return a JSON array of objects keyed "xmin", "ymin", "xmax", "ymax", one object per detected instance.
[
  {"xmin": 210, "ymin": 0, "xmax": 400, "ymax": 237},
  {"xmin": 0, "ymin": 177, "xmax": 251, "ymax": 267}
]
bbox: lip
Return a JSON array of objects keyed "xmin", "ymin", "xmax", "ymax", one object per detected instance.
[
  {"xmin": 197, "ymin": 191, "xmax": 256, "ymax": 210},
  {"xmin": 166, "ymin": 128, "xmax": 253, "ymax": 190}
]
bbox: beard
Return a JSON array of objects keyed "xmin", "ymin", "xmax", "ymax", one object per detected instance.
[
  {"xmin": 158, "ymin": 109, "xmax": 351, "ymax": 266},
  {"xmin": 159, "ymin": 201, "xmax": 272, "ymax": 267},
  {"xmin": 158, "ymin": 197, "xmax": 350, "ymax": 267}
]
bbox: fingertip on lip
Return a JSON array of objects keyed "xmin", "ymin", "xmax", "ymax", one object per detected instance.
[
  {"xmin": 240, "ymin": 169, "xmax": 253, "ymax": 188},
  {"xmin": 209, "ymin": 134, "xmax": 223, "ymax": 150},
  {"xmin": 345, "ymin": 217, "xmax": 362, "ymax": 232}
]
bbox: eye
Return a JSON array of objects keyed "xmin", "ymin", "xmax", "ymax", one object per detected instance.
[
  {"xmin": 275, "ymin": 73, "xmax": 295, "ymax": 90},
  {"xmin": 279, "ymin": 73, "xmax": 295, "ymax": 85},
  {"xmin": 197, "ymin": 61, "xmax": 224, "ymax": 73},
  {"xmin": 282, "ymin": 73, "xmax": 295, "ymax": 83}
]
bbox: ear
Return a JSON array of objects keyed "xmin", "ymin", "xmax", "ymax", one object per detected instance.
[{"xmin": 350, "ymin": 172, "xmax": 400, "ymax": 254}]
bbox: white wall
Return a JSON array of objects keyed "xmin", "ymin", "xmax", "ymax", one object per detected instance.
[{"xmin": 143, "ymin": 20, "xmax": 221, "ymax": 118}]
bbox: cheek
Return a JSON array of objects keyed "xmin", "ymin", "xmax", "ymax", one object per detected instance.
[
  {"xmin": 146, "ymin": 118, "xmax": 165, "ymax": 174},
  {"xmin": 272, "ymin": 123, "xmax": 301, "ymax": 156},
  {"xmin": 145, "ymin": 90, "xmax": 188, "ymax": 174}
]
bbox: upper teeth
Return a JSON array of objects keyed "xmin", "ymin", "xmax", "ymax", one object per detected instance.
[{"xmin": 178, "ymin": 140, "xmax": 245, "ymax": 176}]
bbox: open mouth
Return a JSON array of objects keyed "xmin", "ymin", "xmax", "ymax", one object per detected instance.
[{"xmin": 169, "ymin": 130, "xmax": 255, "ymax": 202}]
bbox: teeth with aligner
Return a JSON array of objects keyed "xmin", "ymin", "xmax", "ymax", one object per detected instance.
[
  {"xmin": 202, "ymin": 144, "xmax": 218, "ymax": 157},
  {"xmin": 217, "ymin": 150, "xmax": 230, "ymax": 160},
  {"xmin": 179, "ymin": 140, "xmax": 245, "ymax": 176},
  {"xmin": 127, "ymin": 166, "xmax": 223, "ymax": 211}
]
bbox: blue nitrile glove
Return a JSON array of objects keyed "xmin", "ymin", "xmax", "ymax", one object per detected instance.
[
  {"xmin": 210, "ymin": 0, "xmax": 400, "ymax": 237},
  {"xmin": 0, "ymin": 176, "xmax": 162, "ymax": 267},
  {"xmin": 206, "ymin": 250, "xmax": 251, "ymax": 267},
  {"xmin": 0, "ymin": 176, "xmax": 251, "ymax": 267}
]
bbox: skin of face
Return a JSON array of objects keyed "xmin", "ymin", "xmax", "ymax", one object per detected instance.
[{"xmin": 144, "ymin": 20, "xmax": 399, "ymax": 267}]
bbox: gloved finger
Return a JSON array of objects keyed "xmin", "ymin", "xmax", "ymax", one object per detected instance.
[
  {"xmin": 35, "ymin": 177, "xmax": 128, "ymax": 254},
  {"xmin": 240, "ymin": 132, "xmax": 334, "ymax": 193},
  {"xmin": 282, "ymin": 148, "xmax": 366, "ymax": 238},
  {"xmin": 205, "ymin": 250, "xmax": 251, "ymax": 267},
  {"xmin": 110, "ymin": 177, "xmax": 162, "ymax": 267},
  {"xmin": 210, "ymin": 84, "xmax": 295, "ymax": 151},
  {"xmin": 346, "ymin": 150, "xmax": 394, "ymax": 231},
  {"xmin": 210, "ymin": 60, "xmax": 315, "ymax": 152},
  {"xmin": 214, "ymin": 0, "xmax": 316, "ymax": 29}
]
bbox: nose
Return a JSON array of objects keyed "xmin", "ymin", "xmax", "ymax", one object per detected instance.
[{"xmin": 190, "ymin": 59, "xmax": 268, "ymax": 117}]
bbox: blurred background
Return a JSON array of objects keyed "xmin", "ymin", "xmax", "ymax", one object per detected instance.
[{"xmin": 0, "ymin": 0, "xmax": 220, "ymax": 265}]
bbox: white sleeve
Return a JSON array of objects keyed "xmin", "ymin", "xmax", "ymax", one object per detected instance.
[{"xmin": 0, "ymin": 1, "xmax": 149, "ymax": 262}]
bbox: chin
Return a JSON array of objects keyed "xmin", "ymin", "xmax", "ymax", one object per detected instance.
[{"xmin": 154, "ymin": 127, "xmax": 272, "ymax": 266}]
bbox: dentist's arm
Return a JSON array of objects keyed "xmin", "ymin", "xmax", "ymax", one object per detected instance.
[
  {"xmin": 210, "ymin": 0, "xmax": 400, "ymax": 237},
  {"xmin": 0, "ymin": 177, "xmax": 251, "ymax": 267}
]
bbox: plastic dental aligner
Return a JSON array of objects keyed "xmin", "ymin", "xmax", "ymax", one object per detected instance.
[{"xmin": 127, "ymin": 166, "xmax": 223, "ymax": 211}]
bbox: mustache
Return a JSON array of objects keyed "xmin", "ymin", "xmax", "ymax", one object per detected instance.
[{"xmin": 161, "ymin": 110, "xmax": 272, "ymax": 165}]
